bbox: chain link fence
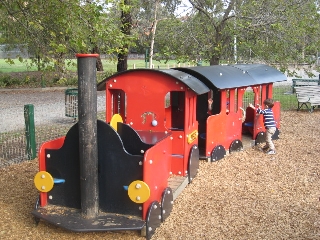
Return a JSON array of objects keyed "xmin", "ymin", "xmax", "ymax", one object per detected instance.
[
  {"xmin": 0, "ymin": 82, "xmax": 306, "ymax": 168},
  {"xmin": 0, "ymin": 89, "xmax": 106, "ymax": 167}
]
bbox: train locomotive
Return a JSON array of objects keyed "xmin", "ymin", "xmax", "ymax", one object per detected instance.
[{"xmin": 32, "ymin": 55, "xmax": 286, "ymax": 240}]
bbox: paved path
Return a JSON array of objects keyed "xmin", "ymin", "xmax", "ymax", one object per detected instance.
[{"xmin": 0, "ymin": 88, "xmax": 106, "ymax": 133}]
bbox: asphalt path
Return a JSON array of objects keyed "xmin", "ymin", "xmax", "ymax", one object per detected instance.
[{"xmin": 0, "ymin": 88, "xmax": 106, "ymax": 133}]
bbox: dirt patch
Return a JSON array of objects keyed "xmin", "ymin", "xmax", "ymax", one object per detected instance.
[{"xmin": 0, "ymin": 110, "xmax": 320, "ymax": 240}]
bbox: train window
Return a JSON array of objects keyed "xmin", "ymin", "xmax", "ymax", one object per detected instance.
[
  {"xmin": 234, "ymin": 89, "xmax": 238, "ymax": 113},
  {"xmin": 110, "ymin": 89, "xmax": 126, "ymax": 120},
  {"xmin": 243, "ymin": 87, "xmax": 254, "ymax": 109},
  {"xmin": 212, "ymin": 89, "xmax": 221, "ymax": 115},
  {"xmin": 227, "ymin": 89, "xmax": 239, "ymax": 113},
  {"xmin": 226, "ymin": 90, "xmax": 230, "ymax": 114},
  {"xmin": 165, "ymin": 92, "xmax": 170, "ymax": 108},
  {"xmin": 171, "ymin": 91, "xmax": 185, "ymax": 130}
]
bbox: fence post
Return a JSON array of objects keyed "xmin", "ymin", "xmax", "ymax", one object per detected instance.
[{"xmin": 24, "ymin": 104, "xmax": 36, "ymax": 160}]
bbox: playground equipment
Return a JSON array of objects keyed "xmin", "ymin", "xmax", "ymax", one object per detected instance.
[{"xmin": 32, "ymin": 56, "xmax": 286, "ymax": 239}]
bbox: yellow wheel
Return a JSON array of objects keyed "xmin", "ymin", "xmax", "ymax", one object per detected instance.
[
  {"xmin": 110, "ymin": 114, "xmax": 123, "ymax": 131},
  {"xmin": 128, "ymin": 180, "xmax": 150, "ymax": 203},
  {"xmin": 34, "ymin": 171, "xmax": 54, "ymax": 192}
]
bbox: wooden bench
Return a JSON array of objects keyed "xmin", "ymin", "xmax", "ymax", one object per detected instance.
[
  {"xmin": 292, "ymin": 79, "xmax": 320, "ymax": 93},
  {"xmin": 294, "ymin": 86, "xmax": 320, "ymax": 112}
]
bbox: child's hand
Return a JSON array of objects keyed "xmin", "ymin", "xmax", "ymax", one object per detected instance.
[{"xmin": 249, "ymin": 103, "xmax": 254, "ymax": 108}]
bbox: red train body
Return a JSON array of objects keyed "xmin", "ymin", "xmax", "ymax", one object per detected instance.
[{"xmin": 32, "ymin": 64, "xmax": 286, "ymax": 239}]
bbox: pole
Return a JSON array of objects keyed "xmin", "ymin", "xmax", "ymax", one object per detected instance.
[
  {"xmin": 145, "ymin": 48, "xmax": 149, "ymax": 68},
  {"xmin": 76, "ymin": 53, "xmax": 99, "ymax": 218},
  {"xmin": 24, "ymin": 104, "xmax": 36, "ymax": 160},
  {"xmin": 234, "ymin": 4, "xmax": 237, "ymax": 63}
]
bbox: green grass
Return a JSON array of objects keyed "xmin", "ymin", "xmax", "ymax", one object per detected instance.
[
  {"xmin": 0, "ymin": 58, "xmax": 201, "ymax": 88},
  {"xmin": 273, "ymin": 86, "xmax": 297, "ymax": 110},
  {"xmin": 0, "ymin": 58, "xmax": 200, "ymax": 73},
  {"xmin": 0, "ymin": 59, "xmax": 38, "ymax": 72}
]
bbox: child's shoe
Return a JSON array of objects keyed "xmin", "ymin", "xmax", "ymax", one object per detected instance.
[
  {"xmin": 266, "ymin": 149, "xmax": 276, "ymax": 155},
  {"xmin": 262, "ymin": 145, "xmax": 269, "ymax": 151}
]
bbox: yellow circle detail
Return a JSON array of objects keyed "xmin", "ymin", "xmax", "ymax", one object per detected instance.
[
  {"xmin": 34, "ymin": 171, "xmax": 54, "ymax": 193},
  {"xmin": 128, "ymin": 180, "xmax": 150, "ymax": 203},
  {"xmin": 110, "ymin": 114, "xmax": 123, "ymax": 131}
]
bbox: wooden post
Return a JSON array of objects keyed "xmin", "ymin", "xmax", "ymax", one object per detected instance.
[{"xmin": 76, "ymin": 53, "xmax": 99, "ymax": 218}]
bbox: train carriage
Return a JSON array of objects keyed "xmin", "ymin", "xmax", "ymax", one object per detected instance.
[
  {"xmin": 102, "ymin": 68, "xmax": 209, "ymax": 179},
  {"xmin": 173, "ymin": 64, "xmax": 286, "ymax": 161}
]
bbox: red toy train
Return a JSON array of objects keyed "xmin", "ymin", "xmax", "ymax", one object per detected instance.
[{"xmin": 32, "ymin": 55, "xmax": 286, "ymax": 240}]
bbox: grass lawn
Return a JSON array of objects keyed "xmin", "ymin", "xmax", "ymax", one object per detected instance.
[{"xmin": 0, "ymin": 58, "xmax": 200, "ymax": 73}]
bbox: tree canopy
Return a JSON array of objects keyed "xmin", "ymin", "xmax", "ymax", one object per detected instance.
[
  {"xmin": 0, "ymin": 0, "xmax": 319, "ymax": 74},
  {"xmin": 154, "ymin": 0, "xmax": 320, "ymax": 70},
  {"xmin": 0, "ymin": 0, "xmax": 129, "ymax": 72}
]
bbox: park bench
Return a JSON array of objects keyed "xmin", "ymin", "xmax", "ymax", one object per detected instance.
[{"xmin": 294, "ymin": 85, "xmax": 320, "ymax": 112}]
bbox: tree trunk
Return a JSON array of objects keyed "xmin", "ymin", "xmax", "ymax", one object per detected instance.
[
  {"xmin": 117, "ymin": 53, "xmax": 128, "ymax": 72},
  {"xmin": 149, "ymin": 0, "xmax": 160, "ymax": 69},
  {"xmin": 37, "ymin": 54, "xmax": 41, "ymax": 71},
  {"xmin": 55, "ymin": 53, "xmax": 66, "ymax": 78},
  {"xmin": 117, "ymin": 0, "xmax": 132, "ymax": 73},
  {"xmin": 91, "ymin": 46, "xmax": 104, "ymax": 71},
  {"xmin": 210, "ymin": 56, "xmax": 220, "ymax": 65},
  {"xmin": 210, "ymin": 32, "xmax": 222, "ymax": 65}
]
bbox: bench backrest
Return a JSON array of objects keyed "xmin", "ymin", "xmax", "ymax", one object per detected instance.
[
  {"xmin": 292, "ymin": 79, "xmax": 320, "ymax": 87},
  {"xmin": 294, "ymin": 86, "xmax": 320, "ymax": 96}
]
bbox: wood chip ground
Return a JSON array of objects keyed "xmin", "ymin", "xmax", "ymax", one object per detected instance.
[{"xmin": 1, "ymin": 111, "xmax": 320, "ymax": 240}]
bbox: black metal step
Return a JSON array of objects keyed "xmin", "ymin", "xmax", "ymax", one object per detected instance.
[{"xmin": 32, "ymin": 205, "xmax": 145, "ymax": 232}]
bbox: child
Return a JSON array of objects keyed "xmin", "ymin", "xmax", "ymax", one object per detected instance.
[{"xmin": 249, "ymin": 98, "xmax": 277, "ymax": 155}]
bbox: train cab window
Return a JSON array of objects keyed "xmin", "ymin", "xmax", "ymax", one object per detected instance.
[
  {"xmin": 170, "ymin": 91, "xmax": 185, "ymax": 130},
  {"xmin": 242, "ymin": 87, "xmax": 255, "ymax": 123},
  {"xmin": 226, "ymin": 90, "xmax": 230, "ymax": 114},
  {"xmin": 110, "ymin": 89, "xmax": 126, "ymax": 121},
  {"xmin": 197, "ymin": 89, "xmax": 221, "ymax": 117},
  {"xmin": 243, "ymin": 87, "xmax": 254, "ymax": 109}
]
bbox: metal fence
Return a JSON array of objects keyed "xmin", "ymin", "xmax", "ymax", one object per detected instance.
[{"xmin": 0, "ymin": 82, "xmax": 304, "ymax": 167}]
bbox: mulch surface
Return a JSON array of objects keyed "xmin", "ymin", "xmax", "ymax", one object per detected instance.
[{"xmin": 1, "ymin": 110, "xmax": 320, "ymax": 240}]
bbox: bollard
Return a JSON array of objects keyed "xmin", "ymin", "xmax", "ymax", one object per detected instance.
[{"xmin": 76, "ymin": 53, "xmax": 99, "ymax": 218}]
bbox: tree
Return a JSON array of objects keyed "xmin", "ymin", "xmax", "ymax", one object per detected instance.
[
  {"xmin": 117, "ymin": 0, "xmax": 133, "ymax": 72},
  {"xmin": 130, "ymin": 0, "xmax": 182, "ymax": 68},
  {"xmin": 154, "ymin": 0, "xmax": 237, "ymax": 65},
  {"xmin": 154, "ymin": 0, "xmax": 320, "ymax": 69},
  {"xmin": 236, "ymin": 0, "xmax": 320, "ymax": 71},
  {"xmin": 0, "ymin": 0, "xmax": 128, "ymax": 74}
]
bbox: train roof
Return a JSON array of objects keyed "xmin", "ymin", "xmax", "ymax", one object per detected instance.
[
  {"xmin": 98, "ymin": 64, "xmax": 286, "ymax": 92},
  {"xmin": 173, "ymin": 64, "xmax": 287, "ymax": 90},
  {"xmin": 97, "ymin": 68, "xmax": 210, "ymax": 94}
]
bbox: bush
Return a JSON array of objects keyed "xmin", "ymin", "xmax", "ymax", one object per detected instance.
[
  {"xmin": 0, "ymin": 70, "xmax": 117, "ymax": 89},
  {"xmin": 0, "ymin": 74, "xmax": 23, "ymax": 87}
]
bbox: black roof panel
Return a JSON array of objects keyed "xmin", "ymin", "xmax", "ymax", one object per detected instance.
[
  {"xmin": 159, "ymin": 69, "xmax": 209, "ymax": 94},
  {"xmin": 173, "ymin": 64, "xmax": 287, "ymax": 89}
]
